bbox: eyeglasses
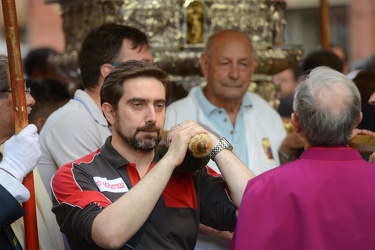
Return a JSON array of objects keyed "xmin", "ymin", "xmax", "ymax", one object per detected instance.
[{"xmin": 0, "ymin": 87, "xmax": 31, "ymax": 95}]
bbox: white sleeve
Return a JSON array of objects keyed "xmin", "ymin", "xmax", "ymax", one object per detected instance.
[
  {"xmin": 0, "ymin": 170, "xmax": 30, "ymax": 203},
  {"xmin": 42, "ymin": 110, "xmax": 110, "ymax": 168},
  {"xmin": 38, "ymin": 109, "xmax": 111, "ymax": 198},
  {"xmin": 165, "ymin": 98, "xmax": 196, "ymax": 130}
]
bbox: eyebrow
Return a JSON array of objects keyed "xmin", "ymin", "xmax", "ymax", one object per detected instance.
[{"xmin": 127, "ymin": 97, "xmax": 166, "ymax": 103}]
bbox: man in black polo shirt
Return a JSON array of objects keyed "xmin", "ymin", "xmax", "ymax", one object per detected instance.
[{"xmin": 51, "ymin": 60, "xmax": 254, "ymax": 250}]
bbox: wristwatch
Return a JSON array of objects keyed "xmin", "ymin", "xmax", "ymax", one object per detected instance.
[{"xmin": 209, "ymin": 137, "xmax": 233, "ymax": 161}]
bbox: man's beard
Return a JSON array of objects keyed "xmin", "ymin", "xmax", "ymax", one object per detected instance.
[{"xmin": 115, "ymin": 116, "xmax": 162, "ymax": 152}]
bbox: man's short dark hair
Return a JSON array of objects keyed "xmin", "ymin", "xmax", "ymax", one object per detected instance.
[
  {"xmin": 27, "ymin": 78, "xmax": 71, "ymax": 123},
  {"xmin": 23, "ymin": 47, "xmax": 57, "ymax": 78},
  {"xmin": 78, "ymin": 23, "xmax": 150, "ymax": 90},
  {"xmin": 101, "ymin": 60, "xmax": 171, "ymax": 110},
  {"xmin": 300, "ymin": 49, "xmax": 344, "ymax": 76}
]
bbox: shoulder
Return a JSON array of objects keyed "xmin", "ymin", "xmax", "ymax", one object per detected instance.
[
  {"xmin": 47, "ymin": 99, "xmax": 92, "ymax": 123},
  {"xmin": 245, "ymin": 92, "xmax": 275, "ymax": 108},
  {"xmin": 53, "ymin": 150, "xmax": 101, "ymax": 183},
  {"xmin": 41, "ymin": 102, "xmax": 100, "ymax": 138},
  {"xmin": 246, "ymin": 92, "xmax": 284, "ymax": 116},
  {"xmin": 41, "ymin": 100, "xmax": 89, "ymax": 135},
  {"xmin": 244, "ymin": 92, "xmax": 284, "ymax": 122},
  {"xmin": 246, "ymin": 162, "xmax": 296, "ymax": 190}
]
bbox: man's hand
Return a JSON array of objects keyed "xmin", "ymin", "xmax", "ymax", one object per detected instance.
[
  {"xmin": 199, "ymin": 224, "xmax": 232, "ymax": 241},
  {"xmin": 352, "ymin": 128, "xmax": 375, "ymax": 139},
  {"xmin": 369, "ymin": 152, "xmax": 375, "ymax": 164},
  {"xmin": 164, "ymin": 120, "xmax": 208, "ymax": 169},
  {"xmin": 0, "ymin": 124, "xmax": 41, "ymax": 182},
  {"xmin": 351, "ymin": 128, "xmax": 375, "ymax": 164},
  {"xmin": 279, "ymin": 131, "xmax": 304, "ymax": 163}
]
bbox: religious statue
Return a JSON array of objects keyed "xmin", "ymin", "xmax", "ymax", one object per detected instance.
[{"xmin": 187, "ymin": 1, "xmax": 204, "ymax": 44}]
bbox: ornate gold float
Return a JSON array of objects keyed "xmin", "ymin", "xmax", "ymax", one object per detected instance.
[{"xmin": 45, "ymin": 0, "xmax": 303, "ymax": 106}]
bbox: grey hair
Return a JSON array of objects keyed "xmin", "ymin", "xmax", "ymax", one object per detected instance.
[
  {"xmin": 293, "ymin": 66, "xmax": 361, "ymax": 146},
  {"xmin": 0, "ymin": 55, "xmax": 8, "ymax": 99}
]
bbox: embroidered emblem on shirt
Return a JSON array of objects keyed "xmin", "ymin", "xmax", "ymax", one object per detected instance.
[
  {"xmin": 93, "ymin": 176, "xmax": 129, "ymax": 193},
  {"xmin": 262, "ymin": 137, "xmax": 274, "ymax": 160}
]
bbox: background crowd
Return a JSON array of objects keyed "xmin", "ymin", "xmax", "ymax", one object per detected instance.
[{"xmin": 2, "ymin": 7, "xmax": 375, "ymax": 249}]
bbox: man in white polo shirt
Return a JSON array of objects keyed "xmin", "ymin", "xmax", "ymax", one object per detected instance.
[{"xmin": 165, "ymin": 29, "xmax": 303, "ymax": 250}]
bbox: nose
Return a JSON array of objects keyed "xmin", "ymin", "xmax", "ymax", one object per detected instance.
[
  {"xmin": 228, "ymin": 63, "xmax": 240, "ymax": 80},
  {"xmin": 145, "ymin": 105, "xmax": 157, "ymax": 123},
  {"xmin": 26, "ymin": 93, "xmax": 36, "ymax": 107},
  {"xmin": 368, "ymin": 92, "xmax": 375, "ymax": 106}
]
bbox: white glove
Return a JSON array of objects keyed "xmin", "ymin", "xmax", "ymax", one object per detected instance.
[{"xmin": 0, "ymin": 124, "xmax": 41, "ymax": 182}]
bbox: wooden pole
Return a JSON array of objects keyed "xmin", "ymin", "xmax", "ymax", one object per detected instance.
[
  {"xmin": 1, "ymin": 0, "xmax": 39, "ymax": 249},
  {"xmin": 320, "ymin": 0, "xmax": 330, "ymax": 49}
]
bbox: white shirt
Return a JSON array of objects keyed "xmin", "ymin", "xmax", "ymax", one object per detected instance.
[
  {"xmin": 166, "ymin": 86, "xmax": 287, "ymax": 250},
  {"xmin": 38, "ymin": 89, "xmax": 111, "ymax": 197},
  {"xmin": 166, "ymin": 86, "xmax": 286, "ymax": 175}
]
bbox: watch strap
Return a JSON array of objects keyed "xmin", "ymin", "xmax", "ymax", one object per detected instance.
[{"xmin": 209, "ymin": 137, "xmax": 232, "ymax": 161}]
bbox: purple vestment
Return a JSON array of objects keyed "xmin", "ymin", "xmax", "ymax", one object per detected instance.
[{"xmin": 231, "ymin": 147, "xmax": 375, "ymax": 250}]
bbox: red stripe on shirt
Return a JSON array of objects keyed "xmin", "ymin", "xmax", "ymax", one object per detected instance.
[
  {"xmin": 52, "ymin": 150, "xmax": 112, "ymax": 208},
  {"xmin": 163, "ymin": 172, "xmax": 197, "ymax": 209}
]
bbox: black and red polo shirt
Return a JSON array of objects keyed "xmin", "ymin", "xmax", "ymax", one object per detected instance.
[{"xmin": 52, "ymin": 136, "xmax": 236, "ymax": 250}]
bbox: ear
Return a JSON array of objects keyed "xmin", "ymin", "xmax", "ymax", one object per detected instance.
[
  {"xmin": 199, "ymin": 53, "xmax": 209, "ymax": 77},
  {"xmin": 100, "ymin": 63, "xmax": 114, "ymax": 79},
  {"xmin": 354, "ymin": 112, "xmax": 363, "ymax": 128},
  {"xmin": 102, "ymin": 103, "xmax": 115, "ymax": 126},
  {"xmin": 291, "ymin": 112, "xmax": 302, "ymax": 133}
]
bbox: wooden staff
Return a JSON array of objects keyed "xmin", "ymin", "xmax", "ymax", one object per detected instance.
[
  {"xmin": 1, "ymin": 0, "xmax": 39, "ymax": 249},
  {"xmin": 320, "ymin": 0, "xmax": 330, "ymax": 49}
]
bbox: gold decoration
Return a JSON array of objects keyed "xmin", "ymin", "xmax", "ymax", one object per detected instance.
[
  {"xmin": 46, "ymin": 0, "xmax": 303, "ymax": 106},
  {"xmin": 187, "ymin": 1, "xmax": 204, "ymax": 44},
  {"xmin": 282, "ymin": 118, "xmax": 294, "ymax": 134}
]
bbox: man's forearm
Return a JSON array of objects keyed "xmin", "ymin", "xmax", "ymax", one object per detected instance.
[
  {"xmin": 214, "ymin": 149, "xmax": 255, "ymax": 207},
  {"xmin": 92, "ymin": 156, "xmax": 176, "ymax": 249}
]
